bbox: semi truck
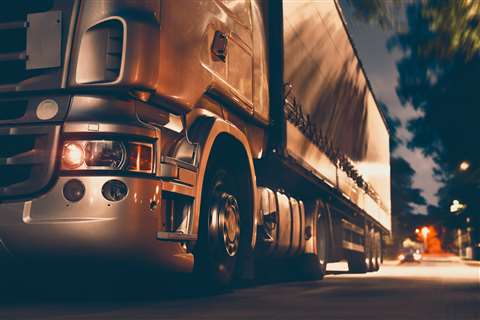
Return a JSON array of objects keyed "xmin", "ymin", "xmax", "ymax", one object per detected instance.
[{"xmin": 0, "ymin": 0, "xmax": 391, "ymax": 287}]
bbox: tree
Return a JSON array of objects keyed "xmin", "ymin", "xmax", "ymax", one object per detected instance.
[
  {"xmin": 417, "ymin": 0, "xmax": 480, "ymax": 61},
  {"xmin": 343, "ymin": 0, "xmax": 404, "ymax": 30},
  {"xmin": 388, "ymin": 1, "xmax": 480, "ymax": 247}
]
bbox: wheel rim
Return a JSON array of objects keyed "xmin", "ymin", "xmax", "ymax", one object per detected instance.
[
  {"xmin": 208, "ymin": 191, "xmax": 241, "ymax": 258},
  {"xmin": 222, "ymin": 194, "xmax": 241, "ymax": 257}
]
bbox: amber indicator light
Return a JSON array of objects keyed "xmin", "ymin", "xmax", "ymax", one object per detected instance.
[{"xmin": 127, "ymin": 143, "xmax": 153, "ymax": 173}]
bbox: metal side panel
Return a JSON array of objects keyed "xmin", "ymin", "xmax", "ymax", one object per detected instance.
[
  {"xmin": 285, "ymin": 122, "xmax": 337, "ymax": 188},
  {"xmin": 282, "ymin": 0, "xmax": 391, "ymax": 232}
]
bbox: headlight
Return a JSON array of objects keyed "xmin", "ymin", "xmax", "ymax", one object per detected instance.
[
  {"xmin": 62, "ymin": 142, "xmax": 85, "ymax": 169},
  {"xmin": 398, "ymin": 254, "xmax": 405, "ymax": 261},
  {"xmin": 413, "ymin": 253, "xmax": 422, "ymax": 261},
  {"xmin": 84, "ymin": 141, "xmax": 126, "ymax": 169},
  {"xmin": 61, "ymin": 140, "xmax": 154, "ymax": 173}
]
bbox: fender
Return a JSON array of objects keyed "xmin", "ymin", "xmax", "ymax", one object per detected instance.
[{"xmin": 174, "ymin": 108, "xmax": 258, "ymax": 251}]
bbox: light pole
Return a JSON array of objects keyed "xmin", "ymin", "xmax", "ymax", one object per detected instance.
[
  {"xmin": 455, "ymin": 160, "xmax": 479, "ymax": 259},
  {"xmin": 450, "ymin": 199, "xmax": 467, "ymax": 256},
  {"xmin": 421, "ymin": 226, "xmax": 430, "ymax": 253}
]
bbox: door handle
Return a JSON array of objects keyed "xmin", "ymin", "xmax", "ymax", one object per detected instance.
[{"xmin": 211, "ymin": 31, "xmax": 228, "ymax": 62}]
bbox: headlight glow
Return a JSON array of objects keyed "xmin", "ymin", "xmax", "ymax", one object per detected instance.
[
  {"xmin": 61, "ymin": 140, "xmax": 154, "ymax": 173},
  {"xmin": 62, "ymin": 142, "xmax": 85, "ymax": 169}
]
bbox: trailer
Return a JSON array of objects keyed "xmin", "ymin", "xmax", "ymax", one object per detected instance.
[{"xmin": 0, "ymin": 0, "xmax": 390, "ymax": 286}]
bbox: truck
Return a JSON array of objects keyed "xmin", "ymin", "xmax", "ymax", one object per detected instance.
[{"xmin": 0, "ymin": 0, "xmax": 391, "ymax": 287}]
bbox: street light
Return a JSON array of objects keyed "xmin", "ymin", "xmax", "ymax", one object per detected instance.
[
  {"xmin": 453, "ymin": 161, "xmax": 478, "ymax": 259},
  {"xmin": 421, "ymin": 226, "xmax": 430, "ymax": 252},
  {"xmin": 421, "ymin": 226, "xmax": 430, "ymax": 238},
  {"xmin": 459, "ymin": 161, "xmax": 470, "ymax": 171},
  {"xmin": 449, "ymin": 199, "xmax": 471, "ymax": 257},
  {"xmin": 450, "ymin": 199, "xmax": 467, "ymax": 214},
  {"xmin": 457, "ymin": 160, "xmax": 480, "ymax": 183}
]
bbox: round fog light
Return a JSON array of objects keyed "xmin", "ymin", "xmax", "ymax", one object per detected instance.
[
  {"xmin": 36, "ymin": 99, "xmax": 59, "ymax": 120},
  {"xmin": 102, "ymin": 180, "xmax": 128, "ymax": 202},
  {"xmin": 63, "ymin": 179, "xmax": 85, "ymax": 202}
]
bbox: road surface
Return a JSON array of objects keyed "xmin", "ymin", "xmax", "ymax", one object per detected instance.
[{"xmin": 0, "ymin": 258, "xmax": 478, "ymax": 320}]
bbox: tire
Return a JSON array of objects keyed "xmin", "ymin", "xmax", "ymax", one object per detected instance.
[
  {"xmin": 372, "ymin": 231, "xmax": 381, "ymax": 271},
  {"xmin": 367, "ymin": 229, "xmax": 375, "ymax": 272},
  {"xmin": 347, "ymin": 228, "xmax": 369, "ymax": 273},
  {"xmin": 298, "ymin": 208, "xmax": 328, "ymax": 280},
  {"xmin": 347, "ymin": 250, "xmax": 368, "ymax": 273},
  {"xmin": 195, "ymin": 165, "xmax": 242, "ymax": 289}
]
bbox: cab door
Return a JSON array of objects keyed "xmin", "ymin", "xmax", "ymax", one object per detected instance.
[{"xmin": 215, "ymin": 0, "xmax": 254, "ymax": 113}]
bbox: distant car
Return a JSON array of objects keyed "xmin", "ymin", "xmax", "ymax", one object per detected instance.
[{"xmin": 398, "ymin": 249, "xmax": 422, "ymax": 263}]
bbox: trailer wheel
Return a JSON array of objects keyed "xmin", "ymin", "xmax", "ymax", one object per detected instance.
[
  {"xmin": 195, "ymin": 167, "xmax": 241, "ymax": 288},
  {"xmin": 372, "ymin": 232, "xmax": 381, "ymax": 271},
  {"xmin": 347, "ymin": 250, "xmax": 368, "ymax": 273},
  {"xmin": 298, "ymin": 210, "xmax": 328, "ymax": 279},
  {"xmin": 367, "ymin": 229, "xmax": 375, "ymax": 272},
  {"xmin": 347, "ymin": 231, "xmax": 370, "ymax": 274},
  {"xmin": 316, "ymin": 212, "xmax": 328, "ymax": 277}
]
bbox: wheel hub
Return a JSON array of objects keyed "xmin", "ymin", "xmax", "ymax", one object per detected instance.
[
  {"xmin": 208, "ymin": 191, "xmax": 241, "ymax": 258},
  {"xmin": 225, "ymin": 205, "xmax": 238, "ymax": 241},
  {"xmin": 221, "ymin": 194, "xmax": 240, "ymax": 257}
]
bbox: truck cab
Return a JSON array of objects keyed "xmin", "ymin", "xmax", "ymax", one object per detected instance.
[{"xmin": 0, "ymin": 0, "xmax": 269, "ymax": 279}]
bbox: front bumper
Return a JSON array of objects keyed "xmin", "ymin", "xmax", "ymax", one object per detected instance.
[{"xmin": 0, "ymin": 176, "xmax": 193, "ymax": 272}]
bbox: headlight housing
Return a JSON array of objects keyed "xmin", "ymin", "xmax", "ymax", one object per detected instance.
[{"xmin": 61, "ymin": 140, "xmax": 154, "ymax": 173}]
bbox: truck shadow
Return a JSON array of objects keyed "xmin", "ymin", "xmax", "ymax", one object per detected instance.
[
  {"xmin": 0, "ymin": 262, "xmax": 348, "ymax": 305},
  {"xmin": 0, "ymin": 263, "xmax": 213, "ymax": 304},
  {"xmin": 0, "ymin": 260, "xmax": 391, "ymax": 304}
]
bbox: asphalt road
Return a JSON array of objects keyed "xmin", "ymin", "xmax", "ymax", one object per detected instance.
[{"xmin": 0, "ymin": 259, "xmax": 478, "ymax": 320}]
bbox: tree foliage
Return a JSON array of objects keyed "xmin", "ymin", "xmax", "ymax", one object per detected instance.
[
  {"xmin": 388, "ymin": 1, "xmax": 480, "ymax": 243},
  {"xmin": 344, "ymin": 0, "xmax": 404, "ymax": 30},
  {"xmin": 346, "ymin": 0, "xmax": 480, "ymax": 60},
  {"xmin": 421, "ymin": 0, "xmax": 480, "ymax": 61}
]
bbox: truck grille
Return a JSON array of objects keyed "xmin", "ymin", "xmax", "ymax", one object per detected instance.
[
  {"xmin": 0, "ymin": 165, "xmax": 32, "ymax": 188},
  {"xmin": 0, "ymin": 1, "xmax": 54, "ymax": 87},
  {"xmin": 0, "ymin": 125, "xmax": 60, "ymax": 200},
  {"xmin": 0, "ymin": 99, "xmax": 28, "ymax": 121}
]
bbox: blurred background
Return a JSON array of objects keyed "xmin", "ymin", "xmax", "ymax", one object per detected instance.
[{"xmin": 340, "ymin": 0, "xmax": 480, "ymax": 262}]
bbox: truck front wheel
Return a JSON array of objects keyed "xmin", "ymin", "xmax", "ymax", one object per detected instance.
[{"xmin": 195, "ymin": 166, "xmax": 241, "ymax": 288}]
